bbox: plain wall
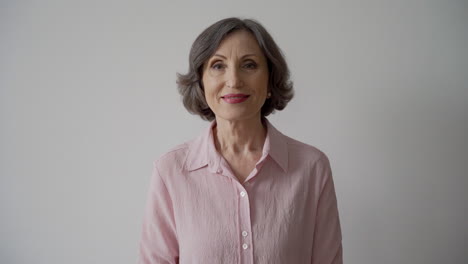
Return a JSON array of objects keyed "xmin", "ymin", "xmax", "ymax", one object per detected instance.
[{"xmin": 1, "ymin": 0, "xmax": 467, "ymax": 263}]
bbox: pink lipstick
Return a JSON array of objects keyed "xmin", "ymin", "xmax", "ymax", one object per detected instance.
[{"xmin": 221, "ymin": 94, "xmax": 250, "ymax": 104}]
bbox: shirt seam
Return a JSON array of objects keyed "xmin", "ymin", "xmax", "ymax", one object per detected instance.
[
  {"xmin": 153, "ymin": 161, "xmax": 180, "ymax": 244},
  {"xmin": 310, "ymin": 154, "xmax": 331, "ymax": 236},
  {"xmin": 310, "ymin": 154, "xmax": 334, "ymax": 259},
  {"xmin": 316, "ymin": 154, "xmax": 331, "ymax": 198}
]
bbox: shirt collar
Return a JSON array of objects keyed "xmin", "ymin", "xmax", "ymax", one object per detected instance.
[{"xmin": 184, "ymin": 118, "xmax": 288, "ymax": 173}]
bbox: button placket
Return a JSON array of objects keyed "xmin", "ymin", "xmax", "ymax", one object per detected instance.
[{"xmin": 238, "ymin": 187, "xmax": 253, "ymax": 263}]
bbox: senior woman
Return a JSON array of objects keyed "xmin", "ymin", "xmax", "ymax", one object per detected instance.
[{"xmin": 139, "ymin": 17, "xmax": 342, "ymax": 264}]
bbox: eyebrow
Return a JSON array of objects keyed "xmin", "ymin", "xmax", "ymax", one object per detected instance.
[{"xmin": 212, "ymin": 53, "xmax": 258, "ymax": 59}]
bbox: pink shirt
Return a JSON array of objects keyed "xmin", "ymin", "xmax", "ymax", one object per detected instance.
[{"xmin": 139, "ymin": 118, "xmax": 343, "ymax": 264}]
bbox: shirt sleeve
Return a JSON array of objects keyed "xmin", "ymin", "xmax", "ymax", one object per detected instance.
[
  {"xmin": 311, "ymin": 155, "xmax": 343, "ymax": 264},
  {"xmin": 138, "ymin": 161, "xmax": 179, "ymax": 264}
]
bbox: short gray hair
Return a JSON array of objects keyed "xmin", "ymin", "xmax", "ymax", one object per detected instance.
[{"xmin": 176, "ymin": 17, "xmax": 294, "ymax": 121}]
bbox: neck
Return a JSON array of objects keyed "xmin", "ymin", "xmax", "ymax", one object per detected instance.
[{"xmin": 213, "ymin": 115, "xmax": 267, "ymax": 156}]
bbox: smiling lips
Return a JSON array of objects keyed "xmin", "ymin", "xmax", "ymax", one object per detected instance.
[{"xmin": 221, "ymin": 94, "xmax": 250, "ymax": 104}]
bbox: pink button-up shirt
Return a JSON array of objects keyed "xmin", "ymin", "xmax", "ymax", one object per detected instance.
[{"xmin": 139, "ymin": 118, "xmax": 342, "ymax": 264}]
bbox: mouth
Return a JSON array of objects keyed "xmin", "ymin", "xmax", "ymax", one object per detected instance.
[
  {"xmin": 221, "ymin": 94, "xmax": 250, "ymax": 99},
  {"xmin": 221, "ymin": 94, "xmax": 250, "ymax": 104},
  {"xmin": 221, "ymin": 96, "xmax": 250, "ymax": 99}
]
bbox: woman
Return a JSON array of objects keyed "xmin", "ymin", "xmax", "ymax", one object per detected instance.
[{"xmin": 139, "ymin": 17, "xmax": 342, "ymax": 264}]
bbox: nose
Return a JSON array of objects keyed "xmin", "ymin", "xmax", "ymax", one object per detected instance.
[{"xmin": 225, "ymin": 66, "xmax": 244, "ymax": 88}]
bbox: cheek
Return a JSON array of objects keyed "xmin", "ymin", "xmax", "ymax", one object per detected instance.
[
  {"xmin": 204, "ymin": 78, "xmax": 222, "ymax": 94},
  {"xmin": 202, "ymin": 81, "xmax": 220, "ymax": 104},
  {"xmin": 255, "ymin": 74, "xmax": 269, "ymax": 93}
]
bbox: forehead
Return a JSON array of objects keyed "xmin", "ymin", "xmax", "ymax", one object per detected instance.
[{"xmin": 214, "ymin": 30, "xmax": 263, "ymax": 55}]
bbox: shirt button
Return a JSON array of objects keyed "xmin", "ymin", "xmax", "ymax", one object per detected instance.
[
  {"xmin": 242, "ymin": 231, "xmax": 248, "ymax": 237},
  {"xmin": 240, "ymin": 191, "xmax": 246, "ymax": 197},
  {"xmin": 216, "ymin": 168, "xmax": 222, "ymax": 173},
  {"xmin": 242, "ymin": 243, "xmax": 249, "ymax": 249}
]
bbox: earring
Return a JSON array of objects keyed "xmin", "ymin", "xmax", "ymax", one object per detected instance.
[{"xmin": 267, "ymin": 92, "xmax": 271, "ymax": 98}]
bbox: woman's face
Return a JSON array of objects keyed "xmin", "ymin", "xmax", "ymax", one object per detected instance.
[{"xmin": 201, "ymin": 30, "xmax": 269, "ymax": 123}]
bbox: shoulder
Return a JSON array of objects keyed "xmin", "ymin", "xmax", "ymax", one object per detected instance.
[
  {"xmin": 280, "ymin": 134, "xmax": 333, "ymax": 190},
  {"xmin": 151, "ymin": 123, "xmax": 211, "ymax": 180},
  {"xmin": 152, "ymin": 141, "xmax": 191, "ymax": 172},
  {"xmin": 282, "ymin": 134, "xmax": 330, "ymax": 165}
]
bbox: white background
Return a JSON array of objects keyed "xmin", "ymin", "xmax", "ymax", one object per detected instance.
[{"xmin": 1, "ymin": 0, "xmax": 467, "ymax": 263}]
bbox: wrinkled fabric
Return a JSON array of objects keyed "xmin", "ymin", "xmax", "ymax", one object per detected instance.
[{"xmin": 138, "ymin": 118, "xmax": 342, "ymax": 264}]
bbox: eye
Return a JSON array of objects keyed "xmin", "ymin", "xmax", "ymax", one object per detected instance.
[
  {"xmin": 211, "ymin": 62, "xmax": 225, "ymax": 70},
  {"xmin": 243, "ymin": 61, "xmax": 257, "ymax": 69}
]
